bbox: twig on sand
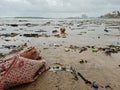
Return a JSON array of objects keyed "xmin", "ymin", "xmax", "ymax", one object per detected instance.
[
  {"xmin": 70, "ymin": 66, "xmax": 79, "ymax": 81},
  {"xmin": 77, "ymin": 72, "xmax": 92, "ymax": 85}
]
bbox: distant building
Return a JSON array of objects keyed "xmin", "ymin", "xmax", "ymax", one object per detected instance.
[
  {"xmin": 100, "ymin": 10, "xmax": 120, "ymax": 18},
  {"xmin": 81, "ymin": 14, "xmax": 88, "ymax": 19}
]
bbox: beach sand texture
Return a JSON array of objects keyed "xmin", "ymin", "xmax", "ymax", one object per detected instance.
[{"xmin": 0, "ymin": 18, "xmax": 120, "ymax": 90}]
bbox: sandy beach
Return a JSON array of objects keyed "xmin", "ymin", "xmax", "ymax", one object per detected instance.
[{"xmin": 0, "ymin": 18, "xmax": 120, "ymax": 90}]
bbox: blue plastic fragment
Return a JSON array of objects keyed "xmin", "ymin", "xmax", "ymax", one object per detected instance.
[{"xmin": 92, "ymin": 84, "xmax": 99, "ymax": 89}]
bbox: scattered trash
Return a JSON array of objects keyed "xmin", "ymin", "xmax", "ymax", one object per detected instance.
[
  {"xmin": 49, "ymin": 66, "xmax": 67, "ymax": 72},
  {"xmin": 69, "ymin": 45, "xmax": 80, "ymax": 50},
  {"xmin": 52, "ymin": 30, "xmax": 58, "ymax": 33},
  {"xmin": 19, "ymin": 20, "xmax": 28, "ymax": 22},
  {"xmin": 4, "ymin": 39, "xmax": 11, "ymax": 41},
  {"xmin": 60, "ymin": 27, "xmax": 66, "ymax": 34},
  {"xmin": 9, "ymin": 43, "xmax": 27, "ymax": 54},
  {"xmin": 92, "ymin": 83, "xmax": 99, "ymax": 89},
  {"xmin": 85, "ymin": 60, "xmax": 88, "ymax": 63},
  {"xmin": 92, "ymin": 47, "xmax": 97, "ymax": 53},
  {"xmin": 90, "ymin": 45, "xmax": 120, "ymax": 55},
  {"xmin": 43, "ymin": 47, "xmax": 49, "ymax": 50},
  {"xmin": 79, "ymin": 59, "xmax": 88, "ymax": 64},
  {"xmin": 54, "ymin": 34, "xmax": 61, "ymax": 38},
  {"xmin": 23, "ymin": 34, "xmax": 39, "ymax": 37},
  {"xmin": 0, "ymin": 18, "xmax": 119, "ymax": 90},
  {"xmin": 79, "ymin": 47, "xmax": 87, "ymax": 53},
  {"xmin": 25, "ymin": 23, "xmax": 39, "ymax": 27},
  {"xmin": 35, "ymin": 30, "xmax": 47, "ymax": 32},
  {"xmin": 0, "ymin": 53, "xmax": 5, "ymax": 58},
  {"xmin": 86, "ymin": 46, "xmax": 91, "ymax": 48},
  {"xmin": 7, "ymin": 24, "xmax": 18, "ymax": 27},
  {"xmin": 70, "ymin": 66, "xmax": 78, "ymax": 81},
  {"xmin": 0, "ymin": 33, "xmax": 18, "ymax": 37},
  {"xmin": 105, "ymin": 50, "xmax": 111, "ymax": 56},
  {"xmin": 104, "ymin": 28, "xmax": 109, "ymax": 32},
  {"xmin": 77, "ymin": 72, "xmax": 92, "ymax": 85},
  {"xmin": 104, "ymin": 45, "xmax": 120, "ymax": 55},
  {"xmin": 59, "ymin": 27, "xmax": 67, "ymax": 38},
  {"xmin": 53, "ymin": 43, "xmax": 62, "ymax": 47},
  {"xmin": 54, "ymin": 63, "xmax": 64, "ymax": 66},
  {"xmin": 2, "ymin": 45, "xmax": 16, "ymax": 49},
  {"xmin": 64, "ymin": 48, "xmax": 70, "ymax": 52},
  {"xmin": 98, "ymin": 36, "xmax": 100, "ymax": 39},
  {"xmin": 79, "ymin": 59, "xmax": 84, "ymax": 64},
  {"xmin": 105, "ymin": 85, "xmax": 113, "ymax": 90},
  {"xmin": 42, "ymin": 21, "xmax": 51, "ymax": 26},
  {"xmin": 114, "ymin": 41, "xmax": 119, "ymax": 46}
]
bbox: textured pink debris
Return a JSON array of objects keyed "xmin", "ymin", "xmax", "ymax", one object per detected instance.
[{"xmin": 0, "ymin": 47, "xmax": 50, "ymax": 90}]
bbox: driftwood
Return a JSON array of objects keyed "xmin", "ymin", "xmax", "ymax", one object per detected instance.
[
  {"xmin": 77, "ymin": 72, "xmax": 92, "ymax": 85},
  {"xmin": 70, "ymin": 67, "xmax": 78, "ymax": 80}
]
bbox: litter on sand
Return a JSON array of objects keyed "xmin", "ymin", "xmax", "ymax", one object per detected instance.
[{"xmin": 0, "ymin": 47, "xmax": 50, "ymax": 90}]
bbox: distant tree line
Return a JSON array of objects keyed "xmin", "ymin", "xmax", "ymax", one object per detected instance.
[{"xmin": 100, "ymin": 11, "xmax": 120, "ymax": 18}]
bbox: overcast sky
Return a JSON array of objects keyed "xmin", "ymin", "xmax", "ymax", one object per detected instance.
[{"xmin": 0, "ymin": 0, "xmax": 120, "ymax": 17}]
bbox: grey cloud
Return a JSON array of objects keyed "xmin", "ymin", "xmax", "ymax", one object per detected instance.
[{"xmin": 0, "ymin": 0, "xmax": 119, "ymax": 17}]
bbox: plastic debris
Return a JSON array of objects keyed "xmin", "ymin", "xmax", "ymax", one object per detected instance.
[
  {"xmin": 60, "ymin": 27, "xmax": 66, "ymax": 34},
  {"xmin": 92, "ymin": 48, "xmax": 97, "ymax": 53},
  {"xmin": 23, "ymin": 34, "xmax": 39, "ymax": 37},
  {"xmin": 64, "ymin": 48, "xmax": 70, "ymax": 52},
  {"xmin": 105, "ymin": 85, "xmax": 113, "ymax": 90},
  {"xmin": 79, "ymin": 59, "xmax": 88, "ymax": 64},
  {"xmin": 52, "ymin": 30, "xmax": 58, "ymax": 33},
  {"xmin": 49, "ymin": 66, "xmax": 67, "ymax": 72},
  {"xmin": 79, "ymin": 59, "xmax": 84, "ymax": 64},
  {"xmin": 0, "ymin": 47, "xmax": 50, "ymax": 90},
  {"xmin": 92, "ymin": 83, "xmax": 99, "ymax": 89}
]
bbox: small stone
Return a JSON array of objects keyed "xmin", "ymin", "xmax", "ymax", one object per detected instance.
[{"xmin": 64, "ymin": 48, "xmax": 70, "ymax": 52}]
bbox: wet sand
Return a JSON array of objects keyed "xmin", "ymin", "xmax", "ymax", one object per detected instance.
[
  {"xmin": 9, "ymin": 44, "xmax": 120, "ymax": 90},
  {"xmin": 0, "ymin": 18, "xmax": 120, "ymax": 90}
]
